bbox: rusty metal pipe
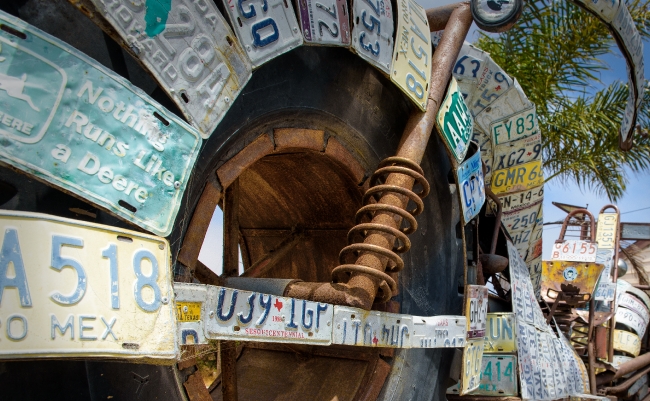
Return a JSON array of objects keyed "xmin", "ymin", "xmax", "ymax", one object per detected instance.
[
  {"xmin": 426, "ymin": 2, "xmax": 470, "ymax": 31},
  {"xmin": 588, "ymin": 298, "xmax": 597, "ymax": 394},
  {"xmin": 602, "ymin": 364, "xmax": 650, "ymax": 395},
  {"xmin": 286, "ymin": 4, "xmax": 474, "ymax": 310},
  {"xmin": 597, "ymin": 352, "xmax": 650, "ymax": 386}
]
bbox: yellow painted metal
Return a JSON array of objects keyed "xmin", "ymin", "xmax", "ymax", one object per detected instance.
[
  {"xmin": 491, "ymin": 160, "xmax": 544, "ymax": 195},
  {"xmin": 483, "ymin": 313, "xmax": 516, "ymax": 353},
  {"xmin": 596, "ymin": 212, "xmax": 619, "ymax": 249},
  {"xmin": 390, "ymin": 0, "xmax": 431, "ymax": 111},
  {"xmin": 540, "ymin": 261, "xmax": 605, "ymax": 301},
  {"xmin": 613, "ymin": 329, "xmax": 641, "ymax": 357},
  {"xmin": 176, "ymin": 302, "xmax": 202, "ymax": 323},
  {"xmin": 0, "ymin": 210, "xmax": 176, "ymax": 363}
]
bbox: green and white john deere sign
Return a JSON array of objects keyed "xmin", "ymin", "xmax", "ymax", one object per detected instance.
[
  {"xmin": 436, "ymin": 77, "xmax": 473, "ymax": 164},
  {"xmin": 0, "ymin": 13, "xmax": 201, "ymax": 236}
]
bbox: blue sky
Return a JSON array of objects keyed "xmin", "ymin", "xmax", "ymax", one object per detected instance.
[{"xmin": 199, "ymin": 1, "xmax": 650, "ymax": 270}]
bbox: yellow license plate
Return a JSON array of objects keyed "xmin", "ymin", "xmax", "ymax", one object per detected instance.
[
  {"xmin": 596, "ymin": 212, "xmax": 618, "ymax": 249},
  {"xmin": 176, "ymin": 302, "xmax": 202, "ymax": 322},
  {"xmin": 391, "ymin": 0, "xmax": 431, "ymax": 111},
  {"xmin": 0, "ymin": 210, "xmax": 176, "ymax": 363},
  {"xmin": 483, "ymin": 313, "xmax": 516, "ymax": 353},
  {"xmin": 491, "ymin": 160, "xmax": 544, "ymax": 194},
  {"xmin": 613, "ymin": 329, "xmax": 641, "ymax": 357},
  {"xmin": 541, "ymin": 261, "xmax": 604, "ymax": 301}
]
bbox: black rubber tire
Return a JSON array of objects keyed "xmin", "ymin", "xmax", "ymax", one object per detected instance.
[{"xmin": 0, "ymin": 1, "xmax": 467, "ymax": 400}]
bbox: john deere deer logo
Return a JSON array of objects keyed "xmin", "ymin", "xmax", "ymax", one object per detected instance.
[{"xmin": 0, "ymin": 72, "xmax": 40, "ymax": 111}]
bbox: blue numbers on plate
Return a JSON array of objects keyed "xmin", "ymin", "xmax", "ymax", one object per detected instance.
[{"xmin": 238, "ymin": 0, "xmax": 280, "ymax": 48}]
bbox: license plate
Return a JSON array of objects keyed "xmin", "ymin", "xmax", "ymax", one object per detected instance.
[
  {"xmin": 333, "ymin": 307, "xmax": 466, "ymax": 348},
  {"xmin": 0, "ymin": 210, "xmax": 175, "ymax": 362},
  {"xmin": 502, "ymin": 201, "xmax": 541, "ymax": 233},
  {"xmin": 474, "ymin": 79, "xmax": 531, "ymax": 135},
  {"xmin": 297, "ymin": 0, "xmax": 350, "ymax": 46},
  {"xmin": 622, "ymin": 223, "xmax": 650, "ymax": 240},
  {"xmin": 618, "ymin": 293, "xmax": 650, "ymax": 327},
  {"xmin": 351, "ymin": 0, "xmax": 394, "ymax": 73},
  {"xmin": 88, "ymin": 0, "xmax": 252, "ymax": 138},
  {"xmin": 175, "ymin": 283, "xmax": 208, "ymax": 345},
  {"xmin": 508, "ymin": 241, "xmax": 547, "ymax": 332},
  {"xmin": 551, "ymin": 240, "xmax": 598, "ymax": 262},
  {"xmin": 541, "ymin": 261, "xmax": 604, "ymax": 301},
  {"xmin": 490, "ymin": 106, "xmax": 539, "ymax": 145},
  {"xmin": 613, "ymin": 329, "xmax": 641, "ymax": 357},
  {"xmin": 453, "ymin": 44, "xmax": 515, "ymax": 117},
  {"xmin": 460, "ymin": 338, "xmax": 485, "ymax": 395},
  {"xmin": 390, "ymin": 0, "xmax": 431, "ymax": 111},
  {"xmin": 619, "ymin": 280, "xmax": 650, "ymax": 311},
  {"xmin": 596, "ymin": 212, "xmax": 619, "ymax": 249},
  {"xmin": 594, "ymin": 282, "xmax": 616, "ymax": 302},
  {"xmin": 456, "ymin": 148, "xmax": 485, "ymax": 224},
  {"xmin": 576, "ymin": 0, "xmax": 620, "ymax": 22},
  {"xmin": 204, "ymin": 286, "xmax": 333, "ymax": 345},
  {"xmin": 616, "ymin": 306, "xmax": 647, "ymax": 338},
  {"xmin": 222, "ymin": 0, "xmax": 303, "ymax": 68},
  {"xmin": 627, "ymin": 374, "xmax": 648, "ymax": 398},
  {"xmin": 493, "ymin": 133, "xmax": 541, "ymax": 170},
  {"xmin": 491, "ymin": 160, "xmax": 544, "ymax": 195},
  {"xmin": 484, "ymin": 313, "xmax": 516, "ymax": 352},
  {"xmin": 436, "ymin": 78, "xmax": 473, "ymax": 163},
  {"xmin": 465, "ymin": 285, "xmax": 488, "ymax": 339},
  {"xmin": 537, "ymin": 332, "xmax": 557, "ymax": 399},
  {"xmin": 611, "ymin": 354, "xmax": 633, "ymax": 369},
  {"xmin": 491, "ymin": 185, "xmax": 544, "ymax": 214},
  {"xmin": 447, "ymin": 354, "xmax": 518, "ymax": 396},
  {"xmin": 0, "ymin": 14, "xmax": 201, "ymax": 237}
]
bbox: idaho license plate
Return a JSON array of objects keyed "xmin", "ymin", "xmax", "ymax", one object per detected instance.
[
  {"xmin": 0, "ymin": 210, "xmax": 176, "ymax": 362},
  {"xmin": 297, "ymin": 0, "xmax": 350, "ymax": 46},
  {"xmin": 390, "ymin": 0, "xmax": 431, "ymax": 111},
  {"xmin": 88, "ymin": 0, "xmax": 252, "ymax": 138},
  {"xmin": 351, "ymin": 0, "xmax": 394, "ymax": 74},
  {"xmin": 0, "ymin": 13, "xmax": 201, "ymax": 237}
]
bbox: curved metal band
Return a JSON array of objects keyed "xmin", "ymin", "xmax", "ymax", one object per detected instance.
[
  {"xmin": 347, "ymin": 223, "xmax": 411, "ymax": 254},
  {"xmin": 613, "ymin": 329, "xmax": 641, "ymax": 357},
  {"xmin": 339, "ymin": 243, "xmax": 405, "ymax": 273}
]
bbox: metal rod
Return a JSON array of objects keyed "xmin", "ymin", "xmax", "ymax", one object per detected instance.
[
  {"xmin": 223, "ymin": 179, "xmax": 240, "ymax": 277},
  {"xmin": 588, "ymin": 298, "xmax": 597, "ymax": 395},
  {"xmin": 604, "ymin": 204, "xmax": 621, "ymax": 363},
  {"xmin": 220, "ymin": 341, "xmax": 239, "ymax": 401},
  {"xmin": 285, "ymin": 2, "xmax": 474, "ymax": 310},
  {"xmin": 597, "ymin": 352, "xmax": 650, "ymax": 385},
  {"xmin": 603, "ymin": 364, "xmax": 650, "ymax": 395}
]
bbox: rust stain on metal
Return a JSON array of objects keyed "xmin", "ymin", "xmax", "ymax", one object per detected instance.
[
  {"xmin": 178, "ymin": 179, "xmax": 222, "ymax": 270},
  {"xmin": 325, "ymin": 137, "xmax": 368, "ymax": 185},
  {"xmin": 274, "ymin": 128, "xmax": 325, "ymax": 152},
  {"xmin": 217, "ymin": 134, "xmax": 275, "ymax": 189},
  {"xmin": 541, "ymin": 261, "xmax": 604, "ymax": 300},
  {"xmin": 356, "ymin": 357, "xmax": 391, "ymax": 401},
  {"xmin": 184, "ymin": 370, "xmax": 212, "ymax": 401},
  {"xmin": 595, "ymin": 326, "xmax": 609, "ymax": 359},
  {"xmin": 221, "ymin": 341, "xmax": 239, "ymax": 401}
]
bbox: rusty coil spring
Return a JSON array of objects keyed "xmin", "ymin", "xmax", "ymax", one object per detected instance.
[{"xmin": 331, "ymin": 157, "xmax": 430, "ymax": 303}]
